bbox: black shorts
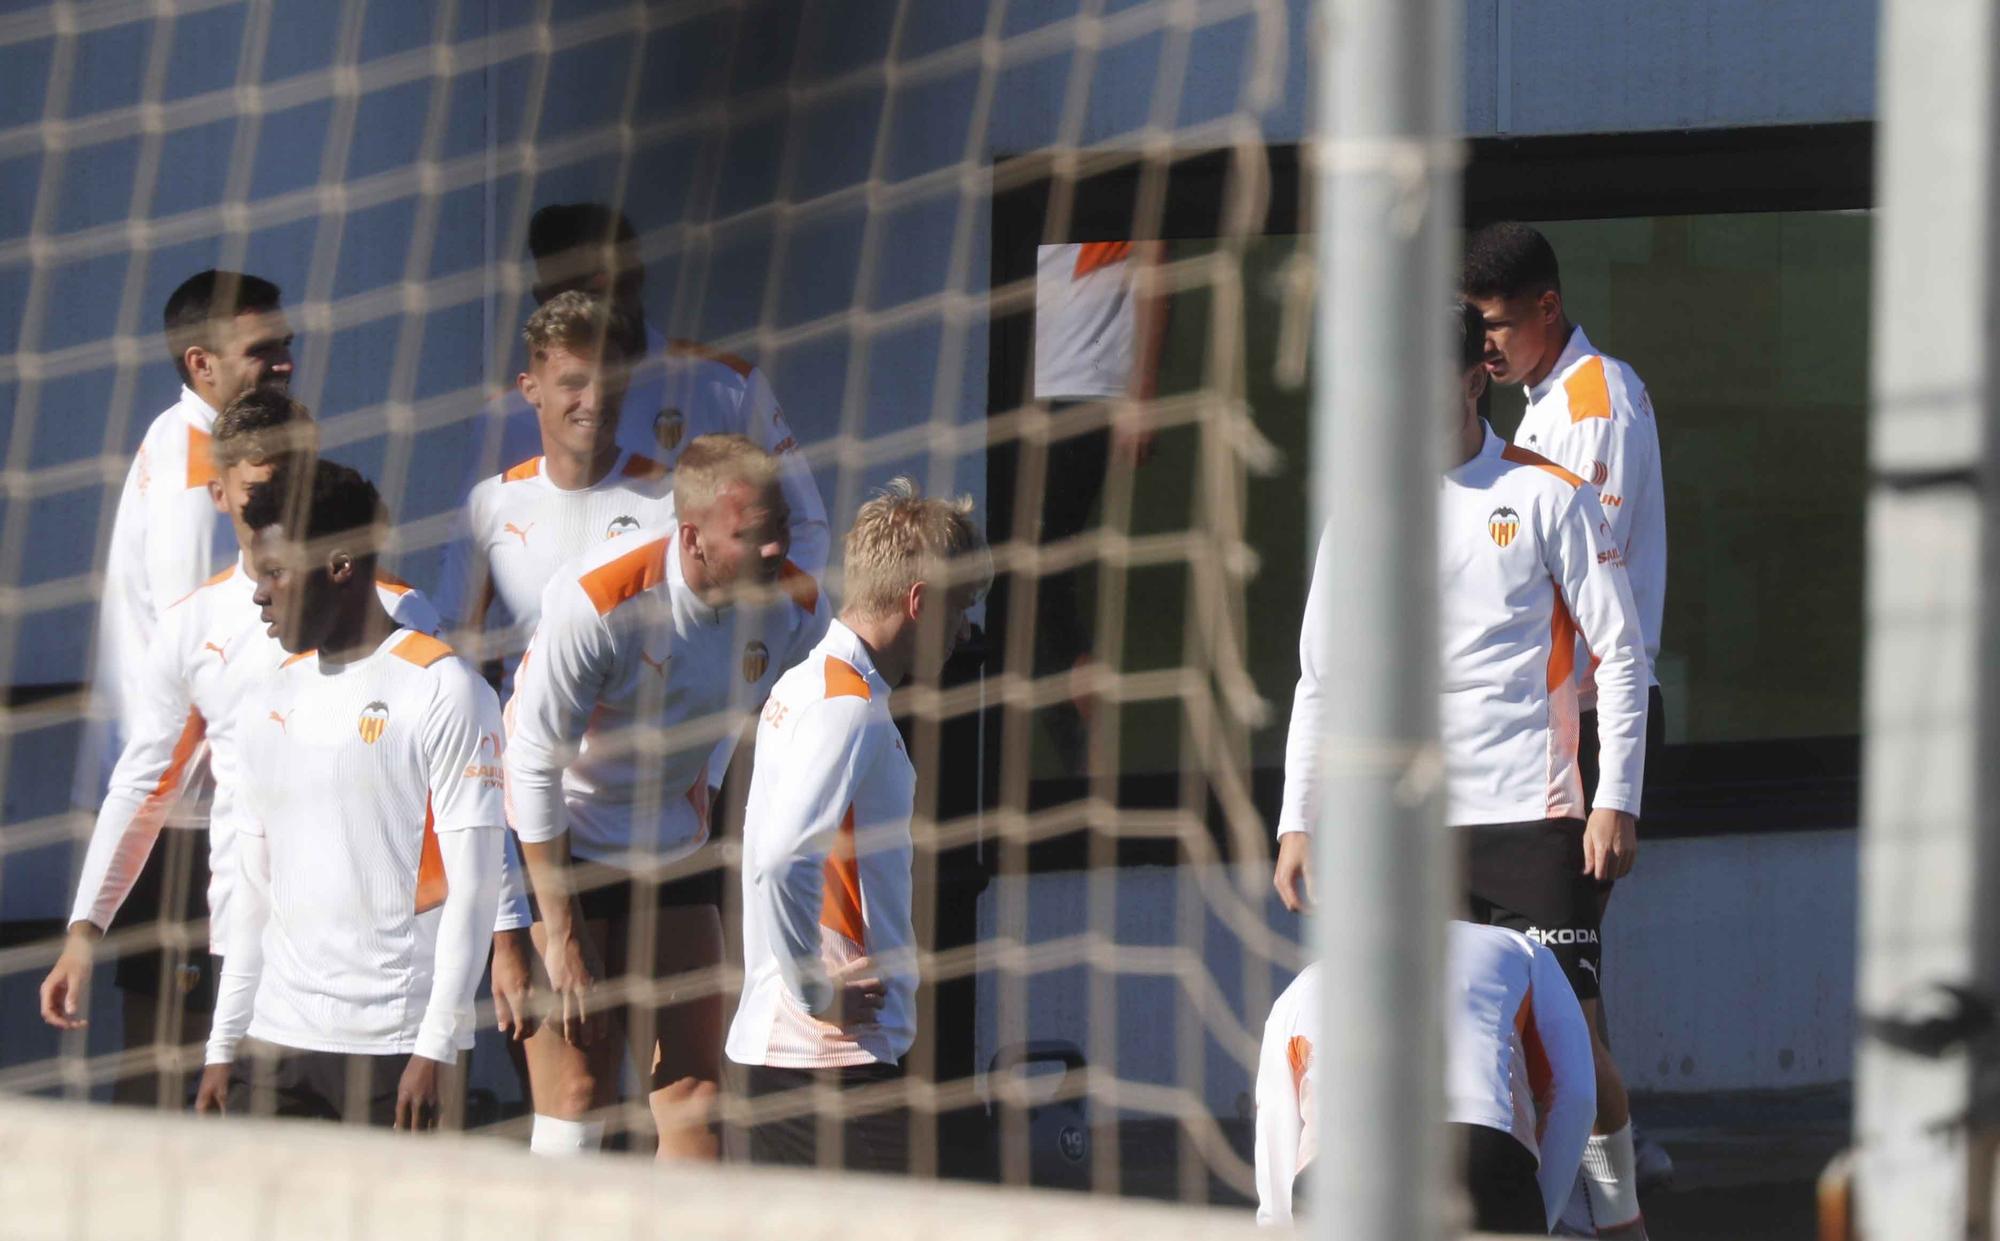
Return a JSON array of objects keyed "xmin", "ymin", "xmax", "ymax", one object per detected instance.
[
  {"xmin": 1462, "ymin": 817, "xmax": 1606, "ymax": 1001},
  {"xmin": 1456, "ymin": 1122, "xmax": 1546, "ymax": 1235},
  {"xmin": 225, "ymin": 1040, "xmax": 460, "ymax": 1128},
  {"xmin": 110, "ymin": 828, "xmax": 215, "ymax": 1009},
  {"xmin": 743, "ymin": 1061, "xmax": 909, "ymax": 1174},
  {"xmin": 526, "ymin": 858, "xmax": 723, "ymax": 924}
]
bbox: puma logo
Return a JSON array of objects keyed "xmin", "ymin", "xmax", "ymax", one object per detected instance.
[
  {"xmin": 503, "ymin": 522, "xmax": 534, "ymax": 547},
  {"xmin": 638, "ymin": 649, "xmax": 669, "ymax": 678},
  {"xmin": 267, "ymin": 709, "xmax": 292, "ymax": 734},
  {"xmin": 203, "ymin": 641, "xmax": 228, "ymax": 665}
]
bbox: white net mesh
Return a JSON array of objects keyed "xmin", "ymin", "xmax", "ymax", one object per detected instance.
[{"xmin": 0, "ymin": 0, "xmax": 1322, "ymax": 1220}]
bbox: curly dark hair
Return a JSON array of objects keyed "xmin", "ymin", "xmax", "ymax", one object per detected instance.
[
  {"xmin": 242, "ymin": 458, "xmax": 386, "ymax": 548},
  {"xmin": 1462, "ymin": 222, "xmax": 1561, "ymax": 301}
]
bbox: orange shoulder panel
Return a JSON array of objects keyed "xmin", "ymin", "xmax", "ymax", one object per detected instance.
[
  {"xmin": 168, "ymin": 563, "xmax": 238, "ymax": 610},
  {"xmin": 1562, "ymin": 356, "xmax": 1613, "ymax": 423},
  {"xmin": 666, "ymin": 337, "xmax": 755, "ymax": 378},
  {"xmin": 578, "ymin": 536, "xmax": 671, "ymax": 616},
  {"xmin": 823, "ymin": 655, "xmax": 872, "ymax": 702},
  {"xmin": 621, "ymin": 454, "xmax": 668, "ymax": 481},
  {"xmin": 1072, "ymin": 241, "xmax": 1134, "ymax": 278},
  {"xmin": 391, "ymin": 631, "xmax": 455, "ymax": 668},
  {"xmin": 1500, "ymin": 443, "xmax": 1585, "ymax": 489},
  {"xmin": 186, "ymin": 425, "xmax": 218, "ymax": 489},
  {"xmin": 281, "ymin": 649, "xmax": 316, "ymax": 668},
  {"xmin": 779, "ymin": 560, "xmax": 819, "ymax": 615},
  {"xmin": 1287, "ymin": 1034, "xmax": 1313, "ymax": 1095},
  {"xmin": 374, "ymin": 572, "xmax": 414, "ymax": 596},
  {"xmin": 502, "ymin": 456, "xmax": 543, "ymax": 483}
]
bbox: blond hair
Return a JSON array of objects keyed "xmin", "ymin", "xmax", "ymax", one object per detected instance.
[
  {"xmin": 521, "ymin": 289, "xmax": 635, "ymax": 363},
  {"xmin": 211, "ymin": 388, "xmax": 315, "ymax": 472},
  {"xmin": 674, "ymin": 433, "xmax": 780, "ymax": 518},
  {"xmin": 842, "ymin": 478, "xmax": 990, "ymax": 619}
]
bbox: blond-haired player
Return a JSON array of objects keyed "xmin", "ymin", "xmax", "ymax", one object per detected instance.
[
  {"xmin": 434, "ymin": 291, "xmax": 678, "ymax": 1052},
  {"xmin": 41, "ymin": 392, "xmax": 442, "ymax": 1103},
  {"xmin": 506, "ymin": 434, "xmax": 827, "ymax": 1158},
  {"xmin": 727, "ymin": 479, "xmax": 988, "ymax": 1172},
  {"xmin": 195, "ymin": 461, "xmax": 503, "ymax": 1129}
]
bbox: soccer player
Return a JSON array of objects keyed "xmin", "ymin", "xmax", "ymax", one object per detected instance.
[
  {"xmin": 727, "ymin": 479, "xmax": 988, "ymax": 1172},
  {"xmin": 194, "ymin": 461, "xmax": 504, "ymax": 1129},
  {"xmin": 1463, "ymin": 221, "xmax": 1673, "ymax": 1193},
  {"xmin": 505, "ymin": 435, "xmax": 827, "ymax": 1159},
  {"xmin": 40, "ymin": 394, "xmax": 444, "ymax": 1099},
  {"xmin": 1253, "ymin": 923, "xmax": 1594, "ymax": 1233},
  {"xmin": 69, "ymin": 271, "xmax": 293, "ymax": 1096},
  {"xmin": 433, "ymin": 289, "xmax": 677, "ymax": 1114},
  {"xmin": 471, "ymin": 202, "xmax": 830, "ymax": 578},
  {"xmin": 1275, "ymin": 303, "xmax": 1651, "ymax": 1236}
]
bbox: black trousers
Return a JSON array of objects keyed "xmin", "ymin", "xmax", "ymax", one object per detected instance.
[
  {"xmin": 986, "ymin": 403, "xmax": 1113, "ymax": 680},
  {"xmin": 743, "ymin": 1061, "xmax": 909, "ymax": 1174},
  {"xmin": 225, "ymin": 1041, "xmax": 448, "ymax": 1128},
  {"xmin": 1458, "ymin": 1122, "xmax": 1547, "ymax": 1235}
]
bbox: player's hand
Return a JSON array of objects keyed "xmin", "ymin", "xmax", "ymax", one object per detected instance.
[
  {"xmin": 491, "ymin": 929, "xmax": 539, "ymax": 1042},
  {"xmin": 1583, "ymin": 809, "xmax": 1638, "ymax": 882},
  {"xmin": 1111, "ymin": 411, "xmax": 1157, "ymax": 468},
  {"xmin": 823, "ymin": 957, "xmax": 886, "ymax": 1030},
  {"xmin": 1272, "ymin": 833, "xmax": 1314, "ymax": 913},
  {"xmin": 394, "ymin": 1055, "xmax": 444, "ymax": 1131},
  {"xmin": 539, "ymin": 929, "xmax": 602, "ymax": 1046},
  {"xmin": 194, "ymin": 1064, "xmax": 233, "ymax": 1115},
  {"xmin": 39, "ymin": 926, "xmax": 99, "ymax": 1030}
]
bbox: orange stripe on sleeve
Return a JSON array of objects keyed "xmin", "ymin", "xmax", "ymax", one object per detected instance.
[
  {"xmin": 1562, "ymin": 356, "xmax": 1613, "ymax": 423},
  {"xmin": 1515, "ymin": 986, "xmax": 1554, "ymax": 1142},
  {"xmin": 578, "ymin": 537, "xmax": 671, "ymax": 616},
  {"xmin": 1072, "ymin": 241, "xmax": 1134, "ymax": 278},
  {"xmin": 415, "ymin": 795, "xmax": 447, "ymax": 915},
  {"xmin": 390, "ymin": 631, "xmax": 454, "ymax": 669},
  {"xmin": 1547, "ymin": 586, "xmax": 1578, "ymax": 692},
  {"xmin": 1287, "ymin": 1034, "xmax": 1314, "ymax": 1099},
  {"xmin": 147, "ymin": 710, "xmax": 207, "ymax": 807},
  {"xmin": 819, "ymin": 806, "xmax": 866, "ymax": 944},
  {"xmin": 374, "ymin": 572, "xmax": 415, "ymax": 596},
  {"xmin": 823, "ymin": 656, "xmax": 871, "ymax": 702},
  {"xmin": 1500, "ymin": 442, "xmax": 1586, "ymax": 489}
]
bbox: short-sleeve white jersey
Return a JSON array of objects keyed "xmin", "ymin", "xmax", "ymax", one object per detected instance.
[
  {"xmin": 469, "ymin": 326, "xmax": 830, "ymax": 578},
  {"xmin": 74, "ymin": 387, "xmax": 235, "ymax": 807},
  {"xmin": 726, "ymin": 620, "xmax": 918, "ymax": 1069},
  {"xmin": 220, "ymin": 629, "xmax": 504, "ymax": 1060},
  {"xmin": 504, "ymin": 525, "xmax": 829, "ymax": 868},
  {"xmin": 67, "ymin": 561, "xmax": 439, "ymax": 948},
  {"xmin": 1512, "ymin": 327, "xmax": 1667, "ymax": 707}
]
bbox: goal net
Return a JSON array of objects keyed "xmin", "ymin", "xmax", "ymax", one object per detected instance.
[{"xmin": 0, "ymin": 0, "xmax": 1331, "ymax": 1223}]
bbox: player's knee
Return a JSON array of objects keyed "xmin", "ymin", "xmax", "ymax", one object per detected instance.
[{"xmin": 548, "ymin": 1070, "xmax": 600, "ymax": 1118}]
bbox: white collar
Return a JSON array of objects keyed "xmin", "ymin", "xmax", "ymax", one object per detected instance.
[
  {"xmin": 822, "ymin": 618, "xmax": 884, "ymax": 688},
  {"xmin": 1525, "ymin": 325, "xmax": 1595, "ymax": 405},
  {"xmin": 178, "ymin": 385, "xmax": 221, "ymax": 431}
]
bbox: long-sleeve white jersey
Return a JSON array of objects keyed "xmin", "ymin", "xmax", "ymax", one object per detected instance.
[
  {"xmin": 1512, "ymin": 326, "xmax": 1666, "ymax": 707},
  {"xmin": 1252, "ymin": 926, "xmax": 1595, "ymax": 1229},
  {"xmin": 1280, "ymin": 425, "xmax": 1648, "ymax": 831},
  {"xmin": 432, "ymin": 450, "xmax": 678, "ymax": 679},
  {"xmin": 74, "ymin": 387, "xmax": 235, "ymax": 808},
  {"xmin": 68, "ymin": 561, "xmax": 439, "ymax": 948},
  {"xmin": 471, "ymin": 326, "xmax": 830, "ymax": 578},
  {"xmin": 207, "ymin": 629, "xmax": 505, "ymax": 1065},
  {"xmin": 726, "ymin": 620, "xmax": 917, "ymax": 1070},
  {"xmin": 1443, "ymin": 921, "xmax": 1596, "ymax": 1231},
  {"xmin": 504, "ymin": 524, "xmax": 829, "ymax": 868}
]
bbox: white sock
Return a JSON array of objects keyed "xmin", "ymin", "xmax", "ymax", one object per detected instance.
[
  {"xmin": 1582, "ymin": 1122, "xmax": 1644, "ymax": 1231},
  {"xmin": 529, "ymin": 1113, "xmax": 604, "ymax": 1156}
]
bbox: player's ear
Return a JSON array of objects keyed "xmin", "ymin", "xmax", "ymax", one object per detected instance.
[
  {"xmin": 906, "ymin": 580, "xmax": 927, "ymax": 623},
  {"xmin": 517, "ymin": 370, "xmax": 538, "ymax": 405},
  {"xmin": 207, "ymin": 477, "xmax": 228, "ymax": 514},
  {"xmin": 1538, "ymin": 288, "xmax": 1563, "ymax": 325},
  {"xmin": 325, "ymin": 549, "xmax": 355, "ymax": 584},
  {"xmin": 184, "ymin": 345, "xmax": 211, "ymax": 388},
  {"xmin": 1463, "ymin": 365, "xmax": 1488, "ymax": 404}
]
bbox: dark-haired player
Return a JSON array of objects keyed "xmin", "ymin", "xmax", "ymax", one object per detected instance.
[{"xmin": 194, "ymin": 461, "xmax": 503, "ymax": 1129}]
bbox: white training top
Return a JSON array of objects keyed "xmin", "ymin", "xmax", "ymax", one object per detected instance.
[
  {"xmin": 207, "ymin": 629, "xmax": 505, "ymax": 1065},
  {"xmin": 68, "ymin": 560, "xmax": 440, "ymax": 949},
  {"xmin": 433, "ymin": 450, "xmax": 678, "ymax": 685},
  {"xmin": 1442, "ymin": 922, "xmax": 1596, "ymax": 1231},
  {"xmin": 1251, "ymin": 925, "xmax": 1595, "ymax": 1231},
  {"xmin": 1280, "ymin": 424, "xmax": 1647, "ymax": 830},
  {"xmin": 726, "ymin": 620, "xmax": 918, "ymax": 1070},
  {"xmin": 1033, "ymin": 242, "xmax": 1138, "ymax": 401},
  {"xmin": 472, "ymin": 325, "xmax": 831, "ymax": 578},
  {"xmin": 1253, "ymin": 962, "xmax": 1322, "ymax": 1226},
  {"xmin": 1512, "ymin": 326, "xmax": 1667, "ymax": 708},
  {"xmin": 504, "ymin": 524, "xmax": 828, "ymax": 868},
  {"xmin": 75, "ymin": 386, "xmax": 235, "ymax": 809}
]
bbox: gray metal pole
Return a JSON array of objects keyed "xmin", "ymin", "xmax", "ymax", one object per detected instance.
[
  {"xmin": 1856, "ymin": 0, "xmax": 2000, "ymax": 1236},
  {"xmin": 1309, "ymin": 0, "xmax": 1460, "ymax": 1237}
]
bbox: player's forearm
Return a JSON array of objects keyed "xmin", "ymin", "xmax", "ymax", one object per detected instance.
[
  {"xmin": 414, "ymin": 828, "xmax": 503, "ymax": 1064},
  {"xmin": 517, "ymin": 834, "xmax": 581, "ymax": 939},
  {"xmin": 68, "ymin": 789, "xmax": 167, "ymax": 931},
  {"xmin": 204, "ymin": 834, "xmax": 272, "ymax": 1065}
]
